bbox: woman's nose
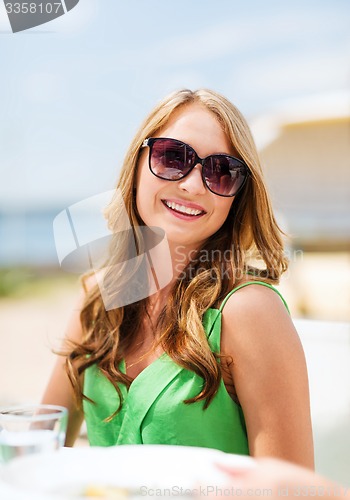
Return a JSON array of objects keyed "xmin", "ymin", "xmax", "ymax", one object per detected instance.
[{"xmin": 177, "ymin": 164, "xmax": 206, "ymax": 195}]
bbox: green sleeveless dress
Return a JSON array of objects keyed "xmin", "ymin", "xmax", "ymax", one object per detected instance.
[{"xmin": 83, "ymin": 281, "xmax": 289, "ymax": 454}]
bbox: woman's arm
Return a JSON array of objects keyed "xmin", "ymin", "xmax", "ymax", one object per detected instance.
[
  {"xmin": 221, "ymin": 284, "xmax": 314, "ymax": 468},
  {"xmin": 41, "ymin": 288, "xmax": 86, "ymax": 446}
]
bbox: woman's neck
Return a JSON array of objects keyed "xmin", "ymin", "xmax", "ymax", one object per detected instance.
[{"xmin": 145, "ymin": 235, "xmax": 201, "ymax": 287}]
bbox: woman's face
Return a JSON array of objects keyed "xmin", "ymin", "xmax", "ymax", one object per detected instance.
[{"xmin": 135, "ymin": 103, "xmax": 235, "ymax": 251}]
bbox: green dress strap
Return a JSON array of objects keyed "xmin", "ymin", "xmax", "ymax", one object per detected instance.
[
  {"xmin": 219, "ymin": 280, "xmax": 290, "ymax": 314},
  {"xmin": 206, "ymin": 280, "xmax": 290, "ymax": 353}
]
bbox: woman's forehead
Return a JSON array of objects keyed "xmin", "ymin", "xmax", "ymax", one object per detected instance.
[{"xmin": 156, "ymin": 104, "xmax": 234, "ymax": 157}]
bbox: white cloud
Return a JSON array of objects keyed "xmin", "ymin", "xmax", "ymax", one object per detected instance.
[
  {"xmin": 228, "ymin": 49, "xmax": 350, "ymax": 103},
  {"xmin": 22, "ymin": 71, "xmax": 66, "ymax": 102},
  {"xmin": 114, "ymin": 6, "xmax": 350, "ymax": 69}
]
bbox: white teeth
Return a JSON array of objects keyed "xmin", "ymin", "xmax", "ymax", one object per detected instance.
[{"xmin": 164, "ymin": 200, "xmax": 203, "ymax": 216}]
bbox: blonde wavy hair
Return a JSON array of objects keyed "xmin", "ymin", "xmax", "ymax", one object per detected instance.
[{"xmin": 66, "ymin": 89, "xmax": 288, "ymax": 416}]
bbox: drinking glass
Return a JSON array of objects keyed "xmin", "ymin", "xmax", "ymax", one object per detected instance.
[{"xmin": 0, "ymin": 404, "xmax": 68, "ymax": 464}]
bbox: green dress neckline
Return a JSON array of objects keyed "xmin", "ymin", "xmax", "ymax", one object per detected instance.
[
  {"xmin": 119, "ymin": 279, "xmax": 289, "ymax": 398},
  {"xmin": 82, "ymin": 281, "xmax": 288, "ymax": 453}
]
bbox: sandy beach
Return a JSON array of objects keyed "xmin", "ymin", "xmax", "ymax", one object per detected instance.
[{"xmin": 0, "ymin": 281, "xmax": 79, "ymax": 407}]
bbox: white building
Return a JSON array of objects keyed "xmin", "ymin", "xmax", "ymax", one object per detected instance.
[{"xmin": 251, "ymin": 91, "xmax": 350, "ymax": 250}]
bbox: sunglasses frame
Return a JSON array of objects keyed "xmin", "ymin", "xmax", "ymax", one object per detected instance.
[{"xmin": 142, "ymin": 137, "xmax": 249, "ymax": 197}]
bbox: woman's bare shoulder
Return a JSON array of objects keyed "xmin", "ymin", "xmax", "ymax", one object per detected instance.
[
  {"xmin": 220, "ymin": 281, "xmax": 297, "ymax": 352},
  {"xmin": 225, "ymin": 279, "xmax": 288, "ymax": 312}
]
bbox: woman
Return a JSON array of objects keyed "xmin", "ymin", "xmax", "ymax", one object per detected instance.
[{"xmin": 42, "ymin": 89, "xmax": 314, "ymax": 467}]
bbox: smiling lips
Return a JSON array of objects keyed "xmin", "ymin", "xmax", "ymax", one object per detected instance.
[{"xmin": 162, "ymin": 199, "xmax": 206, "ymax": 218}]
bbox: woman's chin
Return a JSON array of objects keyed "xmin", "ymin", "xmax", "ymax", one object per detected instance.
[{"xmin": 165, "ymin": 234, "xmax": 205, "ymax": 252}]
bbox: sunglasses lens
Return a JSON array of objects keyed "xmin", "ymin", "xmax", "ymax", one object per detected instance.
[
  {"xmin": 147, "ymin": 138, "xmax": 248, "ymax": 197},
  {"xmin": 150, "ymin": 139, "xmax": 195, "ymax": 180},
  {"xmin": 203, "ymin": 156, "xmax": 247, "ymax": 196}
]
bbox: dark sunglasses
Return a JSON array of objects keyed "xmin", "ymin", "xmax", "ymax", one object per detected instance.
[{"xmin": 142, "ymin": 137, "xmax": 249, "ymax": 197}]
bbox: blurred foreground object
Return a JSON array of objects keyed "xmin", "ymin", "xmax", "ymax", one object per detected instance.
[{"xmin": 217, "ymin": 457, "xmax": 350, "ymax": 499}]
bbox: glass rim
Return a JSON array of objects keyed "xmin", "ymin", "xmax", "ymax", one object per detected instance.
[{"xmin": 0, "ymin": 404, "xmax": 68, "ymax": 422}]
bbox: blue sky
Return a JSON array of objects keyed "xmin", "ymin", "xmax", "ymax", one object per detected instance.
[{"xmin": 0, "ymin": 0, "xmax": 349, "ymax": 209}]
